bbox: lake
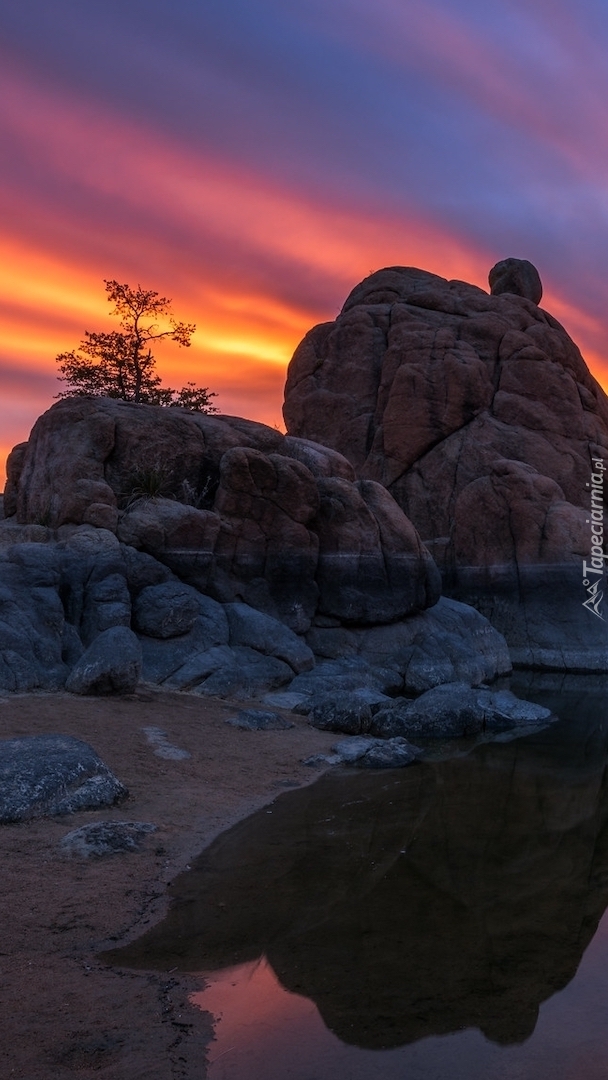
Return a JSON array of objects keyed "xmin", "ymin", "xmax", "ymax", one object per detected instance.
[{"xmin": 108, "ymin": 673, "xmax": 608, "ymax": 1079}]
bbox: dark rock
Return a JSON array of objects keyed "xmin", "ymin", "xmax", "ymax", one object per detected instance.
[
  {"xmin": 330, "ymin": 736, "xmax": 381, "ymax": 762},
  {"xmin": 192, "ymin": 646, "xmax": 294, "ymax": 699},
  {"xmin": 282, "ymin": 436, "xmax": 356, "ymax": 480},
  {"xmin": 224, "ymin": 602, "xmax": 314, "ymax": 673},
  {"xmin": 0, "ymin": 542, "xmax": 69, "ymax": 691},
  {"xmin": 306, "ymin": 597, "xmax": 512, "ymax": 693},
  {"xmin": 58, "ymin": 528, "xmax": 131, "ymax": 647},
  {"xmin": 284, "ymin": 264, "xmax": 608, "ymax": 668},
  {"xmin": 65, "ymin": 626, "xmax": 142, "ymax": 695},
  {"xmin": 353, "ymin": 737, "xmax": 421, "ymax": 769},
  {"xmin": 160, "ymin": 645, "xmax": 236, "ymax": 691},
  {"xmin": 370, "ymin": 682, "xmax": 554, "ymax": 739},
  {"xmin": 304, "ymin": 735, "xmax": 420, "ymax": 768},
  {"xmin": 313, "ymin": 477, "xmax": 441, "ymax": 623},
  {"xmin": 139, "ymin": 601, "xmax": 229, "ymax": 683},
  {"xmin": 289, "ymin": 657, "xmax": 403, "ymax": 701},
  {"xmin": 226, "ymin": 709, "xmax": 295, "ymax": 731},
  {"xmin": 3, "ymin": 442, "xmax": 28, "ymax": 518},
  {"xmin": 120, "ymin": 545, "xmax": 173, "ymax": 594},
  {"xmin": 59, "ymin": 821, "xmax": 157, "ymax": 858},
  {"xmin": 308, "ymin": 694, "xmax": 374, "ymax": 735},
  {"xmin": 133, "ymin": 581, "xmax": 202, "ymax": 638},
  {"xmin": 489, "ymin": 258, "xmax": 543, "ymax": 303},
  {"xmin": 0, "ymin": 735, "xmax": 127, "ymax": 822}
]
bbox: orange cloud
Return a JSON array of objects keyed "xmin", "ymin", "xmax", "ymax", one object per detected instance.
[{"xmin": 1, "ymin": 55, "xmax": 606, "ymax": 491}]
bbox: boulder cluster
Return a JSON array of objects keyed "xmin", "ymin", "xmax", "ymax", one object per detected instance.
[
  {"xmin": 2, "ymin": 258, "xmax": 603, "ymax": 796},
  {"xmin": 284, "ymin": 261, "xmax": 608, "ymax": 667}
]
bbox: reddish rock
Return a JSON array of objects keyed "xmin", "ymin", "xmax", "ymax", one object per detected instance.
[
  {"xmin": 489, "ymin": 257, "xmax": 543, "ymax": 303},
  {"xmin": 5, "ymin": 397, "xmax": 440, "ymax": 632},
  {"xmin": 284, "ymin": 264, "xmax": 608, "ymax": 667}
]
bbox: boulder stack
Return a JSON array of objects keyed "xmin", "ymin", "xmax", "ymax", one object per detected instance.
[
  {"xmin": 283, "ymin": 261, "xmax": 608, "ymax": 669},
  {"xmin": 7, "ymin": 397, "xmax": 440, "ymax": 631}
]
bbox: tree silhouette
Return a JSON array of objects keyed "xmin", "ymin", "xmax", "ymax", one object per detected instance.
[{"xmin": 56, "ymin": 279, "xmax": 218, "ymax": 411}]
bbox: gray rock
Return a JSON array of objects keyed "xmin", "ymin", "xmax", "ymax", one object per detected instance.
[
  {"xmin": 307, "ymin": 597, "xmax": 511, "ymax": 692},
  {"xmin": 65, "ymin": 626, "xmax": 142, "ymax": 695},
  {"xmin": 226, "ymin": 709, "xmax": 295, "ymax": 730},
  {"xmin": 370, "ymin": 682, "xmax": 554, "ymax": 739},
  {"xmin": 475, "ymin": 688, "xmax": 553, "ymax": 731},
  {"xmin": 161, "ymin": 645, "xmax": 236, "ymax": 690},
  {"xmin": 304, "ymin": 735, "xmax": 420, "ymax": 768},
  {"xmin": 308, "ymin": 694, "xmax": 374, "ymax": 735},
  {"xmin": 120, "ymin": 545, "xmax": 173, "ymax": 593},
  {"xmin": 134, "ymin": 581, "xmax": 202, "ymax": 638},
  {"xmin": 0, "ymin": 649, "xmax": 38, "ymax": 692},
  {"xmin": 193, "ymin": 646, "xmax": 293, "ymax": 699},
  {"xmin": 303, "ymin": 752, "xmax": 343, "ymax": 767},
  {"xmin": 139, "ymin": 601, "xmax": 229, "ymax": 683},
  {"xmin": 59, "ymin": 821, "xmax": 157, "ymax": 858},
  {"xmin": 80, "ymin": 572, "xmax": 131, "ymax": 645},
  {"xmin": 58, "ymin": 528, "xmax": 131, "ymax": 647},
  {"xmin": 354, "ymin": 737, "xmax": 421, "ymax": 769},
  {"xmin": 225, "ymin": 602, "xmax": 315, "ymax": 674},
  {"xmin": 289, "ymin": 657, "xmax": 403, "ymax": 699},
  {"xmin": 330, "ymin": 736, "xmax": 381, "ymax": 762},
  {"xmin": 61, "ymin": 622, "xmax": 85, "ymax": 667},
  {"xmin": 0, "ymin": 735, "xmax": 127, "ymax": 822},
  {"xmin": 0, "ymin": 543, "xmax": 69, "ymax": 691}
]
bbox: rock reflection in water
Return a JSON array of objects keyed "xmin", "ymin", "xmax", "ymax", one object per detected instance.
[{"xmin": 106, "ymin": 676, "xmax": 608, "ymax": 1051}]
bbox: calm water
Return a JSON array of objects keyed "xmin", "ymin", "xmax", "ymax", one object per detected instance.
[{"xmin": 107, "ymin": 673, "xmax": 608, "ymax": 1079}]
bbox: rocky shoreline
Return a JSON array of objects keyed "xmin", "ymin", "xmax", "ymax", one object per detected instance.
[{"xmin": 1, "ymin": 259, "xmax": 605, "ymax": 802}]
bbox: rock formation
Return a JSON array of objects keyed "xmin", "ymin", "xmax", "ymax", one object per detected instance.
[
  {"xmin": 0, "ymin": 397, "xmax": 512, "ymax": 707},
  {"xmin": 6, "ymin": 397, "xmax": 440, "ymax": 630},
  {"xmin": 283, "ymin": 260, "xmax": 608, "ymax": 669}
]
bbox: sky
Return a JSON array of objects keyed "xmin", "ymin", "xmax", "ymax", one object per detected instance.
[{"xmin": 2, "ymin": 0, "xmax": 608, "ymax": 485}]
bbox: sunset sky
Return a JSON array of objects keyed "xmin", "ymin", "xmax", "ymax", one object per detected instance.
[{"xmin": 2, "ymin": 0, "xmax": 608, "ymax": 484}]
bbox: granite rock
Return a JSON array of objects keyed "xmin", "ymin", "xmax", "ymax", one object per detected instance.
[
  {"xmin": 226, "ymin": 709, "xmax": 295, "ymax": 731},
  {"xmin": 306, "ymin": 596, "xmax": 512, "ymax": 693},
  {"xmin": 65, "ymin": 625, "xmax": 142, "ymax": 695},
  {"xmin": 284, "ymin": 264, "xmax": 608, "ymax": 668},
  {"xmin": 225, "ymin": 602, "xmax": 315, "ymax": 673},
  {"xmin": 60, "ymin": 821, "xmax": 157, "ymax": 858},
  {"xmin": 7, "ymin": 397, "xmax": 439, "ymax": 633},
  {"xmin": 370, "ymin": 682, "xmax": 554, "ymax": 739},
  {"xmin": 0, "ymin": 735, "xmax": 127, "ymax": 822},
  {"xmin": 133, "ymin": 581, "xmax": 203, "ymax": 638}
]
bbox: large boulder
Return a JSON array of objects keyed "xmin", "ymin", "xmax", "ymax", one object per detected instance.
[
  {"xmin": 306, "ymin": 596, "xmax": 512, "ymax": 693},
  {"xmin": 283, "ymin": 263, "xmax": 608, "ymax": 669},
  {"xmin": 6, "ymin": 397, "xmax": 440, "ymax": 633},
  {"xmin": 0, "ymin": 735, "xmax": 127, "ymax": 822},
  {"xmin": 65, "ymin": 625, "xmax": 142, "ymax": 695},
  {"xmin": 370, "ymin": 682, "xmax": 554, "ymax": 739}
]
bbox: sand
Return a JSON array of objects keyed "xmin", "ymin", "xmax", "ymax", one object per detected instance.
[{"xmin": 0, "ymin": 688, "xmax": 337, "ymax": 1079}]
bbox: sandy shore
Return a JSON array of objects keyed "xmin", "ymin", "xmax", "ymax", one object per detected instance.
[{"xmin": 0, "ymin": 688, "xmax": 337, "ymax": 1079}]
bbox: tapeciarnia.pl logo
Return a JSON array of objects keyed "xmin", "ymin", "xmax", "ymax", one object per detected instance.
[{"xmin": 582, "ymin": 458, "xmax": 605, "ymax": 620}]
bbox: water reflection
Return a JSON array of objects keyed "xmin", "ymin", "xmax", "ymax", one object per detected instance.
[{"xmin": 106, "ymin": 675, "xmax": 608, "ymax": 1053}]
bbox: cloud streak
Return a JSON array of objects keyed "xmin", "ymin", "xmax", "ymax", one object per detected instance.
[{"xmin": 0, "ymin": 0, "xmax": 607, "ymax": 484}]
